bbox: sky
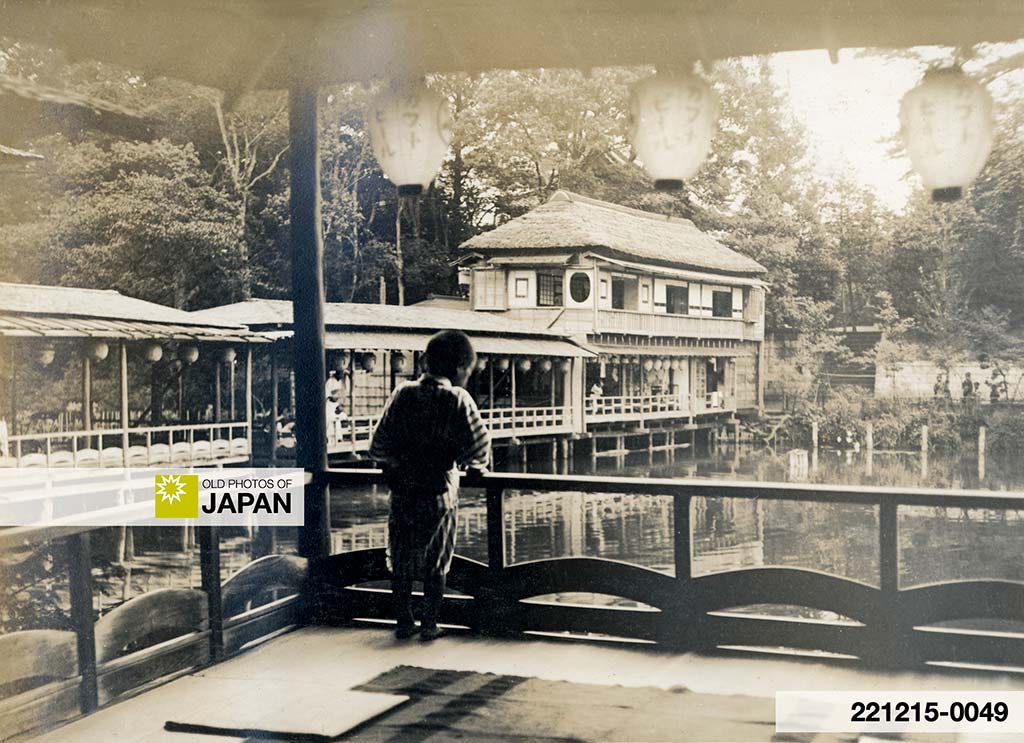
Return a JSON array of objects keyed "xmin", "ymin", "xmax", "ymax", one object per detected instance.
[{"xmin": 771, "ymin": 49, "xmax": 925, "ymax": 211}]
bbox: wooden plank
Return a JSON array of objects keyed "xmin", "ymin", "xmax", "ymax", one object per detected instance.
[
  {"xmin": 699, "ymin": 612, "xmax": 871, "ymax": 658},
  {"xmin": 94, "ymin": 588, "xmax": 207, "ymax": 664},
  {"xmin": 163, "ymin": 679, "xmax": 406, "ymax": 742},
  {"xmin": 0, "ymin": 677, "xmax": 81, "ymax": 742},
  {"xmin": 222, "ymin": 596, "xmax": 301, "ymax": 655},
  {"xmin": 96, "ymin": 631, "xmax": 210, "ymax": 705}
]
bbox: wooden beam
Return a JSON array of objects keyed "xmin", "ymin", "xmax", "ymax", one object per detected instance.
[
  {"xmin": 270, "ymin": 345, "xmax": 279, "ymax": 466},
  {"xmin": 288, "ymin": 78, "xmax": 330, "ymax": 561},
  {"xmin": 67, "ymin": 533, "xmax": 98, "ymax": 713},
  {"xmin": 119, "ymin": 343, "xmax": 129, "ymax": 454},
  {"xmin": 245, "ymin": 347, "xmax": 253, "ymax": 459}
]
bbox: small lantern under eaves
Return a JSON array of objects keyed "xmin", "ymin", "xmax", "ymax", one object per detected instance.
[
  {"xmin": 628, "ymin": 71, "xmax": 718, "ymax": 191},
  {"xmin": 177, "ymin": 345, "xmax": 199, "ymax": 365},
  {"xmin": 369, "ymin": 80, "xmax": 454, "ymax": 196},
  {"xmin": 360, "ymin": 351, "xmax": 377, "ymax": 373},
  {"xmin": 85, "ymin": 340, "xmax": 109, "ymax": 362},
  {"xmin": 899, "ymin": 67, "xmax": 995, "ymax": 202},
  {"xmin": 36, "ymin": 343, "xmax": 56, "ymax": 367},
  {"xmin": 390, "ymin": 351, "xmax": 407, "ymax": 374}
]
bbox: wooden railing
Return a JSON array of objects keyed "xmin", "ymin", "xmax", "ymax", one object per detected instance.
[
  {"xmin": 322, "ymin": 469, "xmax": 1024, "ymax": 671},
  {"xmin": 596, "ymin": 310, "xmax": 753, "ymax": 340},
  {"xmin": 585, "ymin": 393, "xmax": 735, "ymax": 421},
  {"xmin": 0, "ymin": 518, "xmax": 305, "ymax": 740},
  {"xmin": 480, "ymin": 406, "xmax": 572, "ymax": 437},
  {"xmin": 1, "ymin": 422, "xmax": 252, "ymax": 468}
]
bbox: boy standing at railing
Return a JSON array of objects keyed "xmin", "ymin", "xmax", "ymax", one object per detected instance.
[{"xmin": 369, "ymin": 330, "xmax": 490, "ymax": 641}]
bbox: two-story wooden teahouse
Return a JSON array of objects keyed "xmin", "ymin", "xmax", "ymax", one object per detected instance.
[{"xmin": 459, "ymin": 191, "xmax": 768, "ymax": 435}]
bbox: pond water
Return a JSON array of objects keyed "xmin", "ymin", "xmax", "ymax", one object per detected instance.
[{"xmin": 329, "ymin": 443, "xmax": 1024, "ymax": 597}]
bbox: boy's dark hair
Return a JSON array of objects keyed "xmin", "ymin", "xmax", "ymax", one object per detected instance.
[{"xmin": 425, "ymin": 330, "xmax": 476, "ymax": 382}]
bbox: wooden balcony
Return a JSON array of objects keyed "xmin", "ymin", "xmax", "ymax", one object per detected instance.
[
  {"xmin": 0, "ymin": 422, "xmax": 252, "ymax": 468},
  {"xmin": 596, "ymin": 310, "xmax": 760, "ymax": 340},
  {"xmin": 585, "ymin": 393, "xmax": 735, "ymax": 424}
]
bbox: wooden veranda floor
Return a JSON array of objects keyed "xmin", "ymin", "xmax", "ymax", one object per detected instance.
[{"xmin": 28, "ymin": 625, "xmax": 1024, "ymax": 743}]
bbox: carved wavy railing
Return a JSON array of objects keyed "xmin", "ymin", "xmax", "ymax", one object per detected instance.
[{"xmin": 322, "ymin": 470, "xmax": 1024, "ymax": 672}]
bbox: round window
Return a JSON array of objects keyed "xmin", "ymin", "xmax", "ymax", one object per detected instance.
[{"xmin": 569, "ymin": 272, "xmax": 591, "ymax": 303}]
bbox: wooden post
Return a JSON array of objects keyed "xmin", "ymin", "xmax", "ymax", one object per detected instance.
[
  {"xmin": 214, "ymin": 362, "xmax": 222, "ymax": 423},
  {"xmin": 199, "ymin": 526, "xmax": 224, "ymax": 661},
  {"xmin": 289, "ymin": 79, "xmax": 330, "ymax": 561},
  {"xmin": 119, "ymin": 343, "xmax": 130, "ymax": 454},
  {"xmin": 733, "ymin": 419, "xmax": 740, "ymax": 446},
  {"xmin": 921, "ymin": 424, "xmax": 929, "ymax": 455},
  {"xmin": 510, "ymin": 362, "xmax": 518, "ymax": 438},
  {"xmin": 67, "ymin": 533, "xmax": 98, "ymax": 713},
  {"xmin": 270, "ymin": 346, "xmax": 279, "ymax": 466},
  {"xmin": 876, "ymin": 496, "xmax": 902, "ymax": 667},
  {"xmin": 7, "ymin": 341, "xmax": 16, "ymax": 435},
  {"xmin": 229, "ymin": 358, "xmax": 236, "ymax": 421},
  {"xmin": 978, "ymin": 425, "xmax": 986, "ymax": 481},
  {"xmin": 82, "ymin": 355, "xmax": 92, "ymax": 436},
  {"xmin": 866, "ymin": 421, "xmax": 874, "ymax": 477},
  {"xmin": 811, "ymin": 421, "xmax": 819, "ymax": 451},
  {"xmin": 245, "ymin": 347, "xmax": 254, "ymax": 459},
  {"xmin": 672, "ymin": 493, "xmax": 695, "ymax": 648}
]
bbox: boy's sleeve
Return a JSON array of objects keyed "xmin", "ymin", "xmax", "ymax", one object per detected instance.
[
  {"xmin": 369, "ymin": 386, "xmax": 402, "ymax": 462},
  {"xmin": 455, "ymin": 391, "xmax": 491, "ymax": 470}
]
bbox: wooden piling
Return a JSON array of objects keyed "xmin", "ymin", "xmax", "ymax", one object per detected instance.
[
  {"xmin": 978, "ymin": 425, "xmax": 986, "ymax": 481},
  {"xmin": 811, "ymin": 421, "xmax": 819, "ymax": 451}
]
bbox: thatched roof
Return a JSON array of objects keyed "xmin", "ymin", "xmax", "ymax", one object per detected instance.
[{"xmin": 462, "ymin": 191, "xmax": 767, "ymax": 277}]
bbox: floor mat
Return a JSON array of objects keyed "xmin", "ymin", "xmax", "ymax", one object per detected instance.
[
  {"xmin": 349, "ymin": 665, "xmax": 958, "ymax": 743},
  {"xmin": 162, "ymin": 676, "xmax": 406, "ymax": 742}
]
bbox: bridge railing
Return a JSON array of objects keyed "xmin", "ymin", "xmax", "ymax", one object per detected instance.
[{"xmin": 323, "ymin": 469, "xmax": 1024, "ymax": 672}]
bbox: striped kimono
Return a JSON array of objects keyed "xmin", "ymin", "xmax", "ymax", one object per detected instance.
[{"xmin": 369, "ymin": 374, "xmax": 490, "ymax": 579}]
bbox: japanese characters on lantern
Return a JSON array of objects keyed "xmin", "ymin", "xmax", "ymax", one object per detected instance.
[
  {"xmin": 628, "ymin": 71, "xmax": 719, "ymax": 191},
  {"xmin": 369, "ymin": 80, "xmax": 454, "ymax": 195}
]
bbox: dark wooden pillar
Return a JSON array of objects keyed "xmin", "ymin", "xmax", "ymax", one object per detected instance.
[
  {"xmin": 214, "ymin": 362, "xmax": 222, "ymax": 423},
  {"xmin": 270, "ymin": 345, "xmax": 279, "ymax": 466},
  {"xmin": 67, "ymin": 533, "xmax": 98, "ymax": 713},
  {"xmin": 82, "ymin": 355, "xmax": 92, "ymax": 434},
  {"xmin": 7, "ymin": 341, "xmax": 16, "ymax": 435},
  {"xmin": 289, "ymin": 79, "xmax": 330, "ymax": 561}
]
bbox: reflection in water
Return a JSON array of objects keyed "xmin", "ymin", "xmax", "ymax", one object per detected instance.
[{"xmin": 330, "ymin": 445, "xmax": 1024, "ymax": 596}]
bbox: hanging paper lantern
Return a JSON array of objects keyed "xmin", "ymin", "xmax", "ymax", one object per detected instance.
[
  {"xmin": 368, "ymin": 80, "xmax": 454, "ymax": 196},
  {"xmin": 539, "ymin": 359, "xmax": 553, "ymax": 373},
  {"xmin": 899, "ymin": 67, "xmax": 995, "ymax": 202},
  {"xmin": 643, "ymin": 359, "xmax": 654, "ymax": 372},
  {"xmin": 516, "ymin": 358, "xmax": 532, "ymax": 373},
  {"xmin": 654, "ymin": 359, "xmax": 664, "ymax": 371},
  {"xmin": 221, "ymin": 347, "xmax": 237, "ymax": 364},
  {"xmin": 495, "ymin": 357, "xmax": 510, "ymax": 372},
  {"xmin": 338, "ymin": 350, "xmax": 352, "ymax": 369},
  {"xmin": 390, "ymin": 351, "xmax": 407, "ymax": 374},
  {"xmin": 85, "ymin": 340, "xmax": 109, "ymax": 362},
  {"xmin": 628, "ymin": 71, "xmax": 719, "ymax": 191},
  {"xmin": 360, "ymin": 351, "xmax": 377, "ymax": 373},
  {"xmin": 144, "ymin": 343, "xmax": 164, "ymax": 363},
  {"xmin": 177, "ymin": 345, "xmax": 200, "ymax": 365},
  {"xmin": 475, "ymin": 356, "xmax": 488, "ymax": 372},
  {"xmin": 36, "ymin": 344, "xmax": 56, "ymax": 367},
  {"xmin": 559, "ymin": 359, "xmax": 572, "ymax": 374}
]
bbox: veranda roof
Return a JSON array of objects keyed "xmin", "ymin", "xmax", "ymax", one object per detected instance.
[
  {"xmin": 191, "ymin": 298, "xmax": 594, "ymax": 357},
  {"xmin": 462, "ymin": 191, "xmax": 767, "ymax": 278},
  {"xmin": 3, "ymin": 2, "xmax": 1021, "ymax": 94},
  {"xmin": 0, "ymin": 282, "xmax": 263, "ymax": 342}
]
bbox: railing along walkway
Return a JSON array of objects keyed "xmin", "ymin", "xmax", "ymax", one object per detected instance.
[{"xmin": 323, "ymin": 469, "xmax": 1024, "ymax": 671}]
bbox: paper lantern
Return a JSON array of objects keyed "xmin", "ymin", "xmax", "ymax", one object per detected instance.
[
  {"xmin": 36, "ymin": 344, "xmax": 56, "ymax": 367},
  {"xmin": 390, "ymin": 351, "xmax": 407, "ymax": 373},
  {"xmin": 899, "ymin": 67, "xmax": 995, "ymax": 202},
  {"xmin": 643, "ymin": 359, "xmax": 654, "ymax": 372},
  {"xmin": 517, "ymin": 358, "xmax": 532, "ymax": 373},
  {"xmin": 369, "ymin": 80, "xmax": 454, "ymax": 196},
  {"xmin": 221, "ymin": 347, "xmax": 237, "ymax": 364},
  {"xmin": 177, "ymin": 345, "xmax": 199, "ymax": 365},
  {"xmin": 85, "ymin": 340, "xmax": 109, "ymax": 362},
  {"xmin": 559, "ymin": 359, "xmax": 572, "ymax": 373},
  {"xmin": 360, "ymin": 351, "xmax": 377, "ymax": 373},
  {"xmin": 654, "ymin": 359, "xmax": 663, "ymax": 371},
  {"xmin": 628, "ymin": 71, "xmax": 718, "ymax": 191},
  {"xmin": 475, "ymin": 356, "xmax": 488, "ymax": 372},
  {"xmin": 539, "ymin": 359, "xmax": 553, "ymax": 373},
  {"xmin": 338, "ymin": 351, "xmax": 352, "ymax": 369},
  {"xmin": 495, "ymin": 357, "xmax": 510, "ymax": 372},
  {"xmin": 144, "ymin": 343, "xmax": 164, "ymax": 363}
]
